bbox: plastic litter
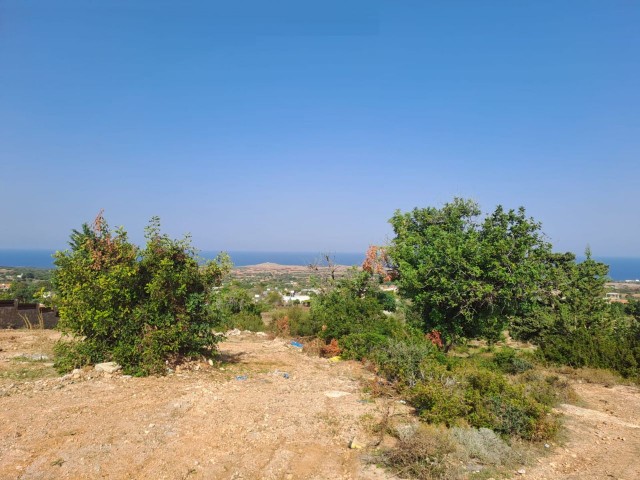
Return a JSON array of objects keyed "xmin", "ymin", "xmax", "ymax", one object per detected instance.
[
  {"xmin": 290, "ymin": 341, "xmax": 303, "ymax": 348},
  {"xmin": 235, "ymin": 375, "xmax": 248, "ymax": 381},
  {"xmin": 328, "ymin": 356, "xmax": 341, "ymax": 362}
]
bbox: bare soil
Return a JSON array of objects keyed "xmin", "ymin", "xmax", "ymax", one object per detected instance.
[
  {"xmin": 524, "ymin": 381, "xmax": 640, "ymax": 480},
  {"xmin": 0, "ymin": 330, "xmax": 393, "ymax": 480},
  {"xmin": 1, "ymin": 330, "xmax": 639, "ymax": 480}
]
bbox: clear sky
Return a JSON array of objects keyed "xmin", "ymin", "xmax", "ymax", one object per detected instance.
[{"xmin": 1, "ymin": 1, "xmax": 638, "ymax": 256}]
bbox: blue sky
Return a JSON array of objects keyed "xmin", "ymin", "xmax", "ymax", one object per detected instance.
[{"xmin": 1, "ymin": 1, "xmax": 638, "ymax": 256}]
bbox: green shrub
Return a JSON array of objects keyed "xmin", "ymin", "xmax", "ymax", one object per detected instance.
[
  {"xmin": 53, "ymin": 339, "xmax": 101, "ymax": 374},
  {"xmin": 407, "ymin": 360, "xmax": 558, "ymax": 440},
  {"xmin": 371, "ymin": 339, "xmax": 444, "ymax": 387},
  {"xmin": 411, "ymin": 378, "xmax": 470, "ymax": 426},
  {"xmin": 287, "ymin": 306, "xmax": 318, "ymax": 337},
  {"xmin": 340, "ymin": 332, "xmax": 388, "ymax": 360},
  {"xmin": 493, "ymin": 348, "xmax": 534, "ymax": 374},
  {"xmin": 538, "ymin": 328, "xmax": 639, "ymax": 378},
  {"xmin": 53, "ymin": 214, "xmax": 231, "ymax": 376},
  {"xmin": 217, "ymin": 311, "xmax": 265, "ymax": 332}
]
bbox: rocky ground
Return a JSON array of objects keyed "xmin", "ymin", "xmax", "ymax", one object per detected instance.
[{"xmin": 1, "ymin": 330, "xmax": 639, "ymax": 480}]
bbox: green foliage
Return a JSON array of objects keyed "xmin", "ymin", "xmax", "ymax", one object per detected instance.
[
  {"xmin": 309, "ymin": 269, "xmax": 401, "ymax": 343},
  {"xmin": 211, "ymin": 283, "xmax": 265, "ymax": 331},
  {"xmin": 376, "ymin": 290, "xmax": 397, "ymax": 312},
  {"xmin": 53, "ymin": 339, "xmax": 101, "ymax": 373},
  {"xmin": 493, "ymin": 348, "xmax": 534, "ymax": 374},
  {"xmin": 219, "ymin": 311, "xmax": 266, "ymax": 332},
  {"xmin": 286, "ymin": 306, "xmax": 316, "ymax": 336},
  {"xmin": 537, "ymin": 327, "xmax": 639, "ymax": 378},
  {"xmin": 370, "ymin": 338, "xmax": 444, "ymax": 387},
  {"xmin": 511, "ymin": 250, "xmax": 612, "ymax": 342},
  {"xmin": 53, "ymin": 214, "xmax": 231, "ymax": 375},
  {"xmin": 339, "ymin": 332, "xmax": 388, "ymax": 360},
  {"xmin": 388, "ymin": 198, "xmax": 553, "ymax": 349},
  {"xmin": 410, "ymin": 359, "xmax": 558, "ymax": 440}
]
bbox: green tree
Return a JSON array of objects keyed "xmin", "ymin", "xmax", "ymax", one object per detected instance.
[
  {"xmin": 53, "ymin": 213, "xmax": 231, "ymax": 375},
  {"xmin": 511, "ymin": 250, "xmax": 611, "ymax": 341},
  {"xmin": 387, "ymin": 198, "xmax": 553, "ymax": 350}
]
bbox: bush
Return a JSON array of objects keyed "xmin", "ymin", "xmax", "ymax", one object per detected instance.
[
  {"xmin": 493, "ymin": 348, "xmax": 534, "ymax": 374},
  {"xmin": 53, "ymin": 339, "xmax": 101, "ymax": 373},
  {"xmin": 407, "ymin": 359, "xmax": 558, "ymax": 440},
  {"xmin": 370, "ymin": 339, "xmax": 443, "ymax": 387},
  {"xmin": 340, "ymin": 332, "xmax": 388, "ymax": 360},
  {"xmin": 538, "ymin": 328, "xmax": 639, "ymax": 378},
  {"xmin": 383, "ymin": 424, "xmax": 457, "ymax": 480},
  {"xmin": 269, "ymin": 306, "xmax": 318, "ymax": 337},
  {"xmin": 217, "ymin": 311, "xmax": 265, "ymax": 332},
  {"xmin": 450, "ymin": 427, "xmax": 521, "ymax": 467},
  {"xmin": 53, "ymin": 214, "xmax": 231, "ymax": 376}
]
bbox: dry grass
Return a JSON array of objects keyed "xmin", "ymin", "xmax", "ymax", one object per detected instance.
[{"xmin": 553, "ymin": 366, "xmax": 633, "ymax": 387}]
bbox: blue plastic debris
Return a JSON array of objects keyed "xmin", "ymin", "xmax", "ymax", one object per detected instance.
[
  {"xmin": 235, "ymin": 375, "xmax": 248, "ymax": 381},
  {"xmin": 282, "ymin": 373, "xmax": 290, "ymax": 379},
  {"xmin": 290, "ymin": 341, "xmax": 303, "ymax": 348}
]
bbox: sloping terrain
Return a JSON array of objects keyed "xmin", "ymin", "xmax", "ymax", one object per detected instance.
[
  {"xmin": 525, "ymin": 381, "xmax": 640, "ymax": 480},
  {"xmin": 0, "ymin": 330, "xmax": 391, "ymax": 480},
  {"xmin": 1, "ymin": 330, "xmax": 639, "ymax": 480}
]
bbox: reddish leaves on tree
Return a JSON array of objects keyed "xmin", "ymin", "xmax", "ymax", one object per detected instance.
[
  {"xmin": 426, "ymin": 330, "xmax": 444, "ymax": 349},
  {"xmin": 362, "ymin": 245, "xmax": 395, "ymax": 281}
]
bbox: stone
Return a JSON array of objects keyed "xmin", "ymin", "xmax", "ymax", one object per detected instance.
[
  {"xmin": 517, "ymin": 468, "xmax": 526, "ymax": 475},
  {"xmin": 349, "ymin": 438, "xmax": 364, "ymax": 449},
  {"xmin": 95, "ymin": 362, "xmax": 121, "ymax": 374},
  {"xmin": 25, "ymin": 353, "xmax": 50, "ymax": 361}
]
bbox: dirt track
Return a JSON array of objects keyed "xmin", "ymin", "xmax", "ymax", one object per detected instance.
[{"xmin": 1, "ymin": 330, "xmax": 639, "ymax": 480}]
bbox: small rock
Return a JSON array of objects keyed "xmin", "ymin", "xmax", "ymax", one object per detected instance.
[
  {"xmin": 349, "ymin": 438, "xmax": 364, "ymax": 449},
  {"xmin": 24, "ymin": 353, "xmax": 50, "ymax": 361},
  {"xmin": 517, "ymin": 468, "xmax": 526, "ymax": 475},
  {"xmin": 95, "ymin": 362, "xmax": 121, "ymax": 374}
]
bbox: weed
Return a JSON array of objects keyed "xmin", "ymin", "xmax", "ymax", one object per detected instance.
[{"xmin": 382, "ymin": 424, "xmax": 460, "ymax": 479}]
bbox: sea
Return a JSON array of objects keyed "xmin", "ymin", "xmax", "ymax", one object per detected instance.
[
  {"xmin": 1, "ymin": 249, "xmax": 639, "ymax": 281},
  {"xmin": 0, "ymin": 250, "xmax": 365, "ymax": 270}
]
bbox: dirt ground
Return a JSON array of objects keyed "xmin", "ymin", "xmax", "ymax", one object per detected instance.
[
  {"xmin": 525, "ymin": 381, "xmax": 640, "ymax": 480},
  {"xmin": 0, "ymin": 330, "xmax": 395, "ymax": 480},
  {"xmin": 1, "ymin": 330, "xmax": 639, "ymax": 480}
]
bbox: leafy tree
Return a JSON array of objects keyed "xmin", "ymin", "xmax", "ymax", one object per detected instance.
[
  {"xmin": 512, "ymin": 249, "xmax": 611, "ymax": 341},
  {"xmin": 53, "ymin": 213, "xmax": 231, "ymax": 375},
  {"xmin": 387, "ymin": 198, "xmax": 553, "ymax": 350},
  {"xmin": 309, "ymin": 269, "xmax": 402, "ymax": 342}
]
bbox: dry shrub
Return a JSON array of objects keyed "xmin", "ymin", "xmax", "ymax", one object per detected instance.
[
  {"xmin": 321, "ymin": 338, "xmax": 341, "ymax": 357},
  {"xmin": 383, "ymin": 424, "xmax": 459, "ymax": 479},
  {"xmin": 556, "ymin": 366, "xmax": 628, "ymax": 387},
  {"xmin": 450, "ymin": 427, "xmax": 522, "ymax": 467},
  {"xmin": 274, "ymin": 315, "xmax": 290, "ymax": 336},
  {"xmin": 302, "ymin": 338, "xmax": 324, "ymax": 357}
]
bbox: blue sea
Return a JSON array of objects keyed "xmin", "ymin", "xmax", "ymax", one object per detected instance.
[
  {"xmin": 0, "ymin": 249, "xmax": 365, "ymax": 270},
  {"xmin": 1, "ymin": 249, "xmax": 639, "ymax": 281}
]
